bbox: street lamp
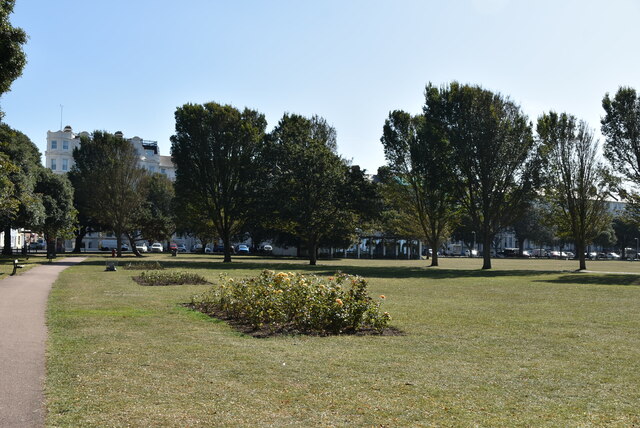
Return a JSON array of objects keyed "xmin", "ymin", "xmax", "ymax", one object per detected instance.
[
  {"xmin": 635, "ymin": 237, "xmax": 638, "ymax": 261},
  {"xmin": 471, "ymin": 231, "xmax": 476, "ymax": 257}
]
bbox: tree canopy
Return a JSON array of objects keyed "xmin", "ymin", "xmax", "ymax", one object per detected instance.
[
  {"xmin": 171, "ymin": 102, "xmax": 267, "ymax": 262},
  {"xmin": 0, "ymin": 0, "xmax": 27, "ymax": 110}
]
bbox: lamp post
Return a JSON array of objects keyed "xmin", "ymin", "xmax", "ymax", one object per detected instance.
[
  {"xmin": 635, "ymin": 237, "xmax": 638, "ymax": 261},
  {"xmin": 471, "ymin": 231, "xmax": 476, "ymax": 258}
]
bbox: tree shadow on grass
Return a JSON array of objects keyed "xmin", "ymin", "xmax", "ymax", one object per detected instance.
[
  {"xmin": 534, "ymin": 273, "xmax": 640, "ymax": 287},
  {"xmin": 77, "ymin": 257, "xmax": 561, "ymax": 280}
]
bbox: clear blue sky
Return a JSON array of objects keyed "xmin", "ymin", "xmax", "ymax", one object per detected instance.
[{"xmin": 3, "ymin": 0, "xmax": 639, "ymax": 174}]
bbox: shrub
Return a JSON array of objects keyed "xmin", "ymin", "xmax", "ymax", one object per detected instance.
[
  {"xmin": 134, "ymin": 270, "xmax": 208, "ymax": 286},
  {"xmin": 191, "ymin": 270, "xmax": 391, "ymax": 335},
  {"xmin": 123, "ymin": 261, "xmax": 164, "ymax": 270}
]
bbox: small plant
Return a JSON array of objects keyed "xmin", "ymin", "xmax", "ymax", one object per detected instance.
[
  {"xmin": 134, "ymin": 270, "xmax": 208, "ymax": 286},
  {"xmin": 191, "ymin": 270, "xmax": 391, "ymax": 335},
  {"xmin": 123, "ymin": 261, "xmax": 164, "ymax": 270}
]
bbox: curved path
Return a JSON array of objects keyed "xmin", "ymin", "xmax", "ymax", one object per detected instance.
[{"xmin": 0, "ymin": 257, "xmax": 85, "ymax": 428}]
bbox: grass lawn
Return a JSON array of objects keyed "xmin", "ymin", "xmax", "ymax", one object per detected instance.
[{"xmin": 46, "ymin": 255, "xmax": 640, "ymax": 427}]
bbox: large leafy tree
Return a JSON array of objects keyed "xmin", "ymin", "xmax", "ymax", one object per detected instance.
[
  {"xmin": 0, "ymin": 0, "xmax": 27, "ymax": 115},
  {"xmin": 171, "ymin": 102, "xmax": 267, "ymax": 262},
  {"xmin": 33, "ymin": 168, "xmax": 76, "ymax": 257},
  {"xmin": 0, "ymin": 124, "xmax": 44, "ymax": 254},
  {"xmin": 381, "ymin": 85, "xmax": 459, "ymax": 267},
  {"xmin": 266, "ymin": 114, "xmax": 368, "ymax": 265},
  {"xmin": 537, "ymin": 112, "xmax": 611, "ymax": 270},
  {"xmin": 601, "ymin": 87, "xmax": 640, "ymax": 186},
  {"xmin": 445, "ymin": 82, "xmax": 539, "ymax": 269},
  {"xmin": 74, "ymin": 131, "xmax": 148, "ymax": 257}
]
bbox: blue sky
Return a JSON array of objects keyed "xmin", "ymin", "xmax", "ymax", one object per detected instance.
[{"xmin": 3, "ymin": 0, "xmax": 640, "ymax": 173}]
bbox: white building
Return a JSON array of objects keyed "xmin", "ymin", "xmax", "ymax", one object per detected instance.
[{"xmin": 45, "ymin": 126, "xmax": 176, "ymax": 180}]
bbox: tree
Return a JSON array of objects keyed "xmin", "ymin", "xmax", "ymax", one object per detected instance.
[
  {"xmin": 0, "ymin": 124, "xmax": 44, "ymax": 254},
  {"xmin": 612, "ymin": 215, "xmax": 638, "ymax": 259},
  {"xmin": 511, "ymin": 201, "xmax": 555, "ymax": 256},
  {"xmin": 135, "ymin": 173, "xmax": 175, "ymax": 244},
  {"xmin": 446, "ymin": 82, "xmax": 539, "ymax": 269},
  {"xmin": 601, "ymin": 87, "xmax": 640, "ymax": 186},
  {"xmin": 171, "ymin": 102, "xmax": 267, "ymax": 262},
  {"xmin": 266, "ymin": 114, "xmax": 366, "ymax": 265},
  {"xmin": 380, "ymin": 85, "xmax": 459, "ymax": 267},
  {"xmin": 537, "ymin": 112, "xmax": 612, "ymax": 270},
  {"xmin": 33, "ymin": 169, "xmax": 76, "ymax": 257},
  {"xmin": 76, "ymin": 131, "xmax": 148, "ymax": 257},
  {"xmin": 0, "ymin": 0, "xmax": 27, "ymax": 114}
]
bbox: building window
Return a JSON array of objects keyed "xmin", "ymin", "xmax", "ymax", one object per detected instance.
[
  {"xmin": 51, "ymin": 140, "xmax": 57, "ymax": 149},
  {"xmin": 63, "ymin": 140, "xmax": 69, "ymax": 150},
  {"xmin": 62, "ymin": 159, "xmax": 68, "ymax": 171},
  {"xmin": 51, "ymin": 158, "xmax": 57, "ymax": 170},
  {"xmin": 149, "ymin": 166, "xmax": 156, "ymax": 173},
  {"xmin": 161, "ymin": 168, "xmax": 166, "ymax": 174},
  {"xmin": 145, "ymin": 149, "xmax": 155, "ymax": 156}
]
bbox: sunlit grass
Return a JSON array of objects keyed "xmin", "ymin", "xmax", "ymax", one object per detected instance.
[{"xmin": 46, "ymin": 254, "xmax": 640, "ymax": 427}]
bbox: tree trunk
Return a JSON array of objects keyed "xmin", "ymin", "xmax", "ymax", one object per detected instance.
[
  {"xmin": 2, "ymin": 225, "xmax": 12, "ymax": 255},
  {"xmin": 222, "ymin": 232, "xmax": 232, "ymax": 263},
  {"xmin": 116, "ymin": 234, "xmax": 122, "ymax": 257},
  {"xmin": 127, "ymin": 233, "xmax": 142, "ymax": 257},
  {"xmin": 482, "ymin": 232, "xmax": 492, "ymax": 270},
  {"xmin": 518, "ymin": 238, "xmax": 525, "ymax": 257},
  {"xmin": 73, "ymin": 228, "xmax": 86, "ymax": 253},
  {"xmin": 576, "ymin": 240, "xmax": 586, "ymax": 271},
  {"xmin": 46, "ymin": 235, "xmax": 56, "ymax": 258},
  {"xmin": 309, "ymin": 239, "xmax": 317, "ymax": 265}
]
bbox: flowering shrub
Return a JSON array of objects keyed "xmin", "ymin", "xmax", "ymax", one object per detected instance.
[
  {"xmin": 134, "ymin": 270, "xmax": 208, "ymax": 286},
  {"xmin": 191, "ymin": 270, "xmax": 391, "ymax": 335}
]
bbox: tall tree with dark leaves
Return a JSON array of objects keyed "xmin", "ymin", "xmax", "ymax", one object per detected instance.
[
  {"xmin": 75, "ymin": 131, "xmax": 148, "ymax": 257},
  {"xmin": 0, "ymin": 0, "xmax": 27, "ymax": 117},
  {"xmin": 446, "ymin": 82, "xmax": 539, "ymax": 269},
  {"xmin": 381, "ymin": 85, "xmax": 459, "ymax": 267},
  {"xmin": 0, "ymin": 124, "xmax": 44, "ymax": 254},
  {"xmin": 171, "ymin": 102, "xmax": 266, "ymax": 262},
  {"xmin": 33, "ymin": 169, "xmax": 76, "ymax": 257},
  {"xmin": 267, "ymin": 114, "xmax": 367, "ymax": 265},
  {"xmin": 537, "ymin": 112, "xmax": 612, "ymax": 270}
]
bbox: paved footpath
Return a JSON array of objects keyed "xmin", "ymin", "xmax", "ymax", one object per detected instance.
[{"xmin": 0, "ymin": 257, "xmax": 85, "ymax": 428}]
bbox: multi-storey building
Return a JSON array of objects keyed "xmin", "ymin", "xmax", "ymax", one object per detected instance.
[{"xmin": 45, "ymin": 126, "xmax": 176, "ymax": 180}]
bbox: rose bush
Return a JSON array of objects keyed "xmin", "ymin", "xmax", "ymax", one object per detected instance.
[{"xmin": 191, "ymin": 270, "xmax": 391, "ymax": 334}]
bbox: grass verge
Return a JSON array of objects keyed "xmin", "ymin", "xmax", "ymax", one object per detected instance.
[{"xmin": 46, "ymin": 255, "xmax": 640, "ymax": 427}]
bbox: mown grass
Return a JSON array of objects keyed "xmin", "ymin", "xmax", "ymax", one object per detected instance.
[{"xmin": 46, "ymin": 254, "xmax": 640, "ymax": 427}]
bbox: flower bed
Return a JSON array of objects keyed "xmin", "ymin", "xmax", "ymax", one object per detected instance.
[
  {"xmin": 123, "ymin": 261, "xmax": 164, "ymax": 270},
  {"xmin": 133, "ymin": 270, "xmax": 208, "ymax": 286},
  {"xmin": 190, "ymin": 270, "xmax": 391, "ymax": 336}
]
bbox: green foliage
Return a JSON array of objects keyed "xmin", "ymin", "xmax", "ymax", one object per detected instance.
[
  {"xmin": 136, "ymin": 173, "xmax": 175, "ymax": 243},
  {"xmin": 537, "ymin": 112, "xmax": 612, "ymax": 269},
  {"xmin": 122, "ymin": 261, "xmax": 164, "ymax": 270},
  {"xmin": 380, "ymin": 85, "xmax": 460, "ymax": 266},
  {"xmin": 34, "ymin": 168, "xmax": 77, "ymax": 242},
  {"xmin": 0, "ymin": 0, "xmax": 27, "ymax": 105},
  {"xmin": 191, "ymin": 270, "xmax": 391, "ymax": 335},
  {"xmin": 445, "ymin": 82, "xmax": 538, "ymax": 269},
  {"xmin": 171, "ymin": 102, "xmax": 267, "ymax": 262},
  {"xmin": 72, "ymin": 131, "xmax": 148, "ymax": 256},
  {"xmin": 265, "ymin": 114, "xmax": 374, "ymax": 264},
  {"xmin": 601, "ymin": 86, "xmax": 640, "ymax": 183},
  {"xmin": 135, "ymin": 270, "xmax": 207, "ymax": 286}
]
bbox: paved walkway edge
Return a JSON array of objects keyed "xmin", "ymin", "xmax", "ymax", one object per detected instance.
[{"xmin": 0, "ymin": 257, "xmax": 86, "ymax": 428}]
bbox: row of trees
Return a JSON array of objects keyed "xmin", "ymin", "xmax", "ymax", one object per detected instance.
[{"xmin": 381, "ymin": 82, "xmax": 640, "ymax": 270}]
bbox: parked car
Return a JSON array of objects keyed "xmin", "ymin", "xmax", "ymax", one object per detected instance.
[
  {"xmin": 606, "ymin": 252, "xmax": 621, "ymax": 260},
  {"xmin": 169, "ymin": 243, "xmax": 178, "ymax": 252},
  {"xmin": 262, "ymin": 244, "xmax": 273, "ymax": 253},
  {"xmin": 151, "ymin": 242, "xmax": 163, "ymax": 253},
  {"xmin": 177, "ymin": 244, "xmax": 187, "ymax": 252},
  {"xmin": 521, "ymin": 250, "xmax": 532, "ymax": 258},
  {"xmin": 135, "ymin": 243, "xmax": 148, "ymax": 253},
  {"xmin": 236, "ymin": 244, "xmax": 250, "ymax": 255},
  {"xmin": 586, "ymin": 251, "xmax": 598, "ymax": 260},
  {"xmin": 565, "ymin": 251, "xmax": 575, "ymax": 259},
  {"xmin": 192, "ymin": 243, "xmax": 203, "ymax": 252}
]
